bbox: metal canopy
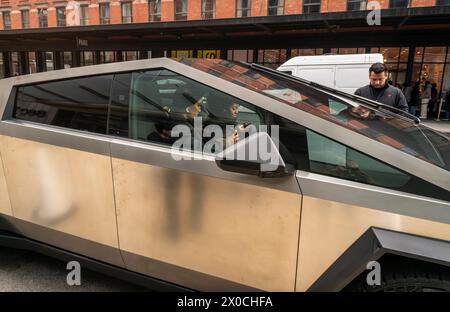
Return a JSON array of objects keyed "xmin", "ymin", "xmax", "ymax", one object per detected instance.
[{"xmin": 1, "ymin": 6, "xmax": 449, "ymax": 51}]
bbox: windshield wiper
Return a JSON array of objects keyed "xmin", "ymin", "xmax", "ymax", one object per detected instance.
[{"xmin": 248, "ymin": 62, "xmax": 421, "ymax": 124}]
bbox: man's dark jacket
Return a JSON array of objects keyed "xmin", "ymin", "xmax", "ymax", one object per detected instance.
[{"xmin": 354, "ymin": 84, "xmax": 409, "ymax": 112}]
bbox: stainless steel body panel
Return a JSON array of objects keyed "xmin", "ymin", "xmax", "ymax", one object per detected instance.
[
  {"xmin": 0, "ymin": 139, "xmax": 12, "ymax": 217},
  {"xmin": 111, "ymin": 139, "xmax": 303, "ymax": 291},
  {"xmin": 295, "ymin": 172, "xmax": 450, "ymax": 291},
  {"xmin": 0, "ymin": 123, "xmax": 123, "ymax": 267}
]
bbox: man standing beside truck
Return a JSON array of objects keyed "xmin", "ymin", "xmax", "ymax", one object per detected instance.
[{"xmin": 354, "ymin": 63, "xmax": 409, "ymax": 112}]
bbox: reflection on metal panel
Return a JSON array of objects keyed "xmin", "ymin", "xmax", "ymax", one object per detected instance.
[
  {"xmin": 0, "ymin": 136, "xmax": 12, "ymax": 216},
  {"xmin": 113, "ymin": 157, "xmax": 302, "ymax": 291},
  {"xmin": 296, "ymin": 195, "xmax": 450, "ymax": 291},
  {"xmin": 1, "ymin": 136, "xmax": 121, "ymax": 262}
]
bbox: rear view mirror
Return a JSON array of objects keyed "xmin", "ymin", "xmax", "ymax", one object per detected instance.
[{"xmin": 215, "ymin": 132, "xmax": 295, "ymax": 178}]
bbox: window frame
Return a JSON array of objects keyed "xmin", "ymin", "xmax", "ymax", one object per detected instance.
[
  {"xmin": 21, "ymin": 9, "xmax": 30, "ymax": 29},
  {"xmin": 38, "ymin": 8, "xmax": 48, "ymax": 28},
  {"xmin": 149, "ymin": 0, "xmax": 161, "ymax": 22},
  {"xmin": 303, "ymin": 0, "xmax": 321, "ymax": 14},
  {"xmin": 56, "ymin": 6, "xmax": 66, "ymax": 27},
  {"xmin": 174, "ymin": 0, "xmax": 187, "ymax": 21},
  {"xmin": 99, "ymin": 3, "xmax": 111, "ymax": 25},
  {"xmin": 236, "ymin": 0, "xmax": 251, "ymax": 17},
  {"xmin": 121, "ymin": 1, "xmax": 133, "ymax": 23},
  {"xmin": 2, "ymin": 11, "xmax": 11, "ymax": 30},
  {"xmin": 202, "ymin": 0, "xmax": 216, "ymax": 19},
  {"xmin": 267, "ymin": 0, "xmax": 284, "ymax": 16},
  {"xmin": 80, "ymin": 4, "xmax": 90, "ymax": 26},
  {"xmin": 347, "ymin": 0, "xmax": 367, "ymax": 11}
]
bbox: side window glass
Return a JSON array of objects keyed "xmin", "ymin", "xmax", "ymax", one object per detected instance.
[
  {"xmin": 109, "ymin": 72, "xmax": 132, "ymax": 137},
  {"xmin": 305, "ymin": 130, "xmax": 411, "ymax": 188},
  {"xmin": 15, "ymin": 75, "xmax": 113, "ymax": 134},
  {"xmin": 128, "ymin": 69, "xmax": 265, "ymax": 153},
  {"xmin": 276, "ymin": 115, "xmax": 411, "ymax": 188}
]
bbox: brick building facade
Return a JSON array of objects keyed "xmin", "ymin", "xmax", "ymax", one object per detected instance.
[
  {"xmin": 0, "ymin": 0, "xmax": 449, "ymax": 98},
  {"xmin": 0, "ymin": 0, "xmax": 444, "ymax": 30}
]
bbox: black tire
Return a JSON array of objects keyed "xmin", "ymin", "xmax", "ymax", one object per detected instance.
[{"xmin": 344, "ymin": 258, "xmax": 450, "ymax": 292}]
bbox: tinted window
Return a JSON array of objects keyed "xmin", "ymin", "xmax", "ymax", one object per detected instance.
[
  {"xmin": 276, "ymin": 115, "xmax": 449, "ymax": 201},
  {"xmin": 178, "ymin": 59, "xmax": 450, "ymax": 171},
  {"xmin": 122, "ymin": 68, "xmax": 264, "ymax": 152},
  {"xmin": 15, "ymin": 75, "xmax": 113, "ymax": 134}
]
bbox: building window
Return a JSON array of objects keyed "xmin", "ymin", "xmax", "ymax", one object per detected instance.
[
  {"xmin": 303, "ymin": 0, "xmax": 321, "ymax": 14},
  {"xmin": 174, "ymin": 0, "xmax": 187, "ymax": 21},
  {"xmin": 99, "ymin": 3, "xmax": 110, "ymax": 24},
  {"xmin": 38, "ymin": 8, "xmax": 48, "ymax": 28},
  {"xmin": 347, "ymin": 0, "xmax": 367, "ymax": 11},
  {"xmin": 56, "ymin": 7, "xmax": 66, "ymax": 27},
  {"xmin": 21, "ymin": 10, "xmax": 30, "ymax": 28},
  {"xmin": 149, "ymin": 0, "xmax": 161, "ymax": 22},
  {"xmin": 2, "ymin": 11, "xmax": 11, "ymax": 30},
  {"xmin": 121, "ymin": 1, "xmax": 133, "ymax": 23},
  {"xmin": 80, "ymin": 5, "xmax": 89, "ymax": 25},
  {"xmin": 436, "ymin": 0, "xmax": 450, "ymax": 5},
  {"xmin": 202, "ymin": 0, "xmax": 215, "ymax": 19},
  {"xmin": 389, "ymin": 0, "xmax": 410, "ymax": 8},
  {"xmin": 268, "ymin": 0, "xmax": 284, "ymax": 16},
  {"xmin": 100, "ymin": 51, "xmax": 116, "ymax": 63},
  {"xmin": 236, "ymin": 0, "xmax": 251, "ymax": 17}
]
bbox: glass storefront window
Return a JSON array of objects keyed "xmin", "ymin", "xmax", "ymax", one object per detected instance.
[
  {"xmin": 122, "ymin": 51, "xmax": 138, "ymax": 61},
  {"xmin": 414, "ymin": 47, "xmax": 424, "ymax": 62},
  {"xmin": 291, "ymin": 48, "xmax": 324, "ymax": 57},
  {"xmin": 11, "ymin": 52, "xmax": 20, "ymax": 76},
  {"xmin": 45, "ymin": 51, "xmax": 54, "ymax": 71},
  {"xmin": 423, "ymin": 47, "xmax": 447, "ymax": 63},
  {"xmin": 257, "ymin": 49, "xmax": 287, "ymax": 68},
  {"xmin": 442, "ymin": 64, "xmax": 450, "ymax": 95},
  {"xmin": 63, "ymin": 52, "xmax": 72, "ymax": 69},
  {"xmin": 399, "ymin": 47, "xmax": 409, "ymax": 62},
  {"xmin": 81, "ymin": 51, "xmax": 95, "ymax": 66},
  {"xmin": 380, "ymin": 47, "xmax": 400, "ymax": 63},
  {"xmin": 101, "ymin": 51, "xmax": 116, "ymax": 63},
  {"xmin": 28, "ymin": 52, "xmax": 37, "ymax": 74},
  {"xmin": 0, "ymin": 53, "xmax": 4, "ymax": 78}
]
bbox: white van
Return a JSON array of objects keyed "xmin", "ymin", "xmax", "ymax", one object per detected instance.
[{"xmin": 277, "ymin": 53, "xmax": 384, "ymax": 94}]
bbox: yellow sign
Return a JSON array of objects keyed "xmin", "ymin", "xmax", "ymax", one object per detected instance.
[
  {"xmin": 198, "ymin": 50, "xmax": 221, "ymax": 59},
  {"xmin": 171, "ymin": 50, "xmax": 222, "ymax": 59}
]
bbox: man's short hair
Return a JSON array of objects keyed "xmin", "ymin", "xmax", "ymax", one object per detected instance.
[{"xmin": 369, "ymin": 63, "xmax": 388, "ymax": 75}]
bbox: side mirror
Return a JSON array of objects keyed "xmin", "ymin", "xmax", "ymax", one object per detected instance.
[{"xmin": 215, "ymin": 132, "xmax": 295, "ymax": 178}]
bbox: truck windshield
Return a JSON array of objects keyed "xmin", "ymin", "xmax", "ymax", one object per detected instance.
[{"xmin": 177, "ymin": 58, "xmax": 450, "ymax": 171}]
